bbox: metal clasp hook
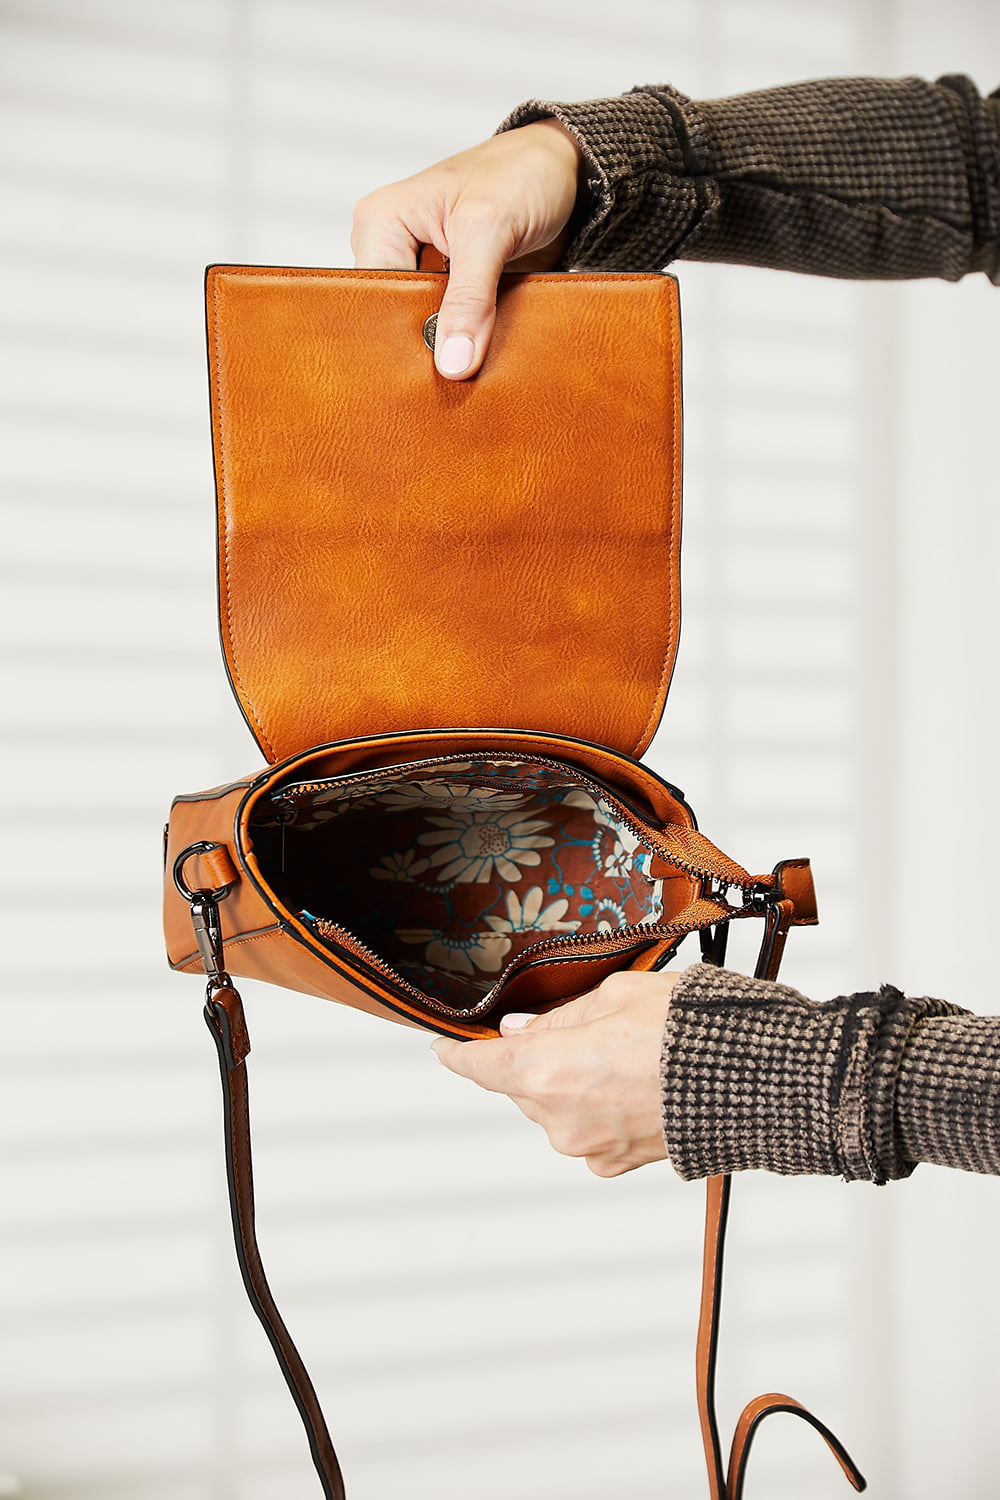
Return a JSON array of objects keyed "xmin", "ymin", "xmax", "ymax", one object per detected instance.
[
  {"xmin": 173, "ymin": 841, "xmax": 234, "ymax": 999},
  {"xmin": 189, "ymin": 894, "xmax": 228, "ymax": 990}
]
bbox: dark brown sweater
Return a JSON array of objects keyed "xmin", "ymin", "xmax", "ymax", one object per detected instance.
[
  {"xmin": 503, "ymin": 75, "xmax": 1000, "ymax": 283},
  {"xmin": 503, "ymin": 76, "xmax": 1000, "ymax": 1181}
]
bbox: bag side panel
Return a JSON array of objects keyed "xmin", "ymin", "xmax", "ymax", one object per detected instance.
[{"xmin": 164, "ymin": 777, "xmax": 499, "ymax": 1038}]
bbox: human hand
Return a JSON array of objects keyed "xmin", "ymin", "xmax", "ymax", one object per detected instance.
[
  {"xmin": 431, "ymin": 970, "xmax": 680, "ymax": 1177},
  {"xmin": 351, "ymin": 119, "xmax": 584, "ymax": 380}
]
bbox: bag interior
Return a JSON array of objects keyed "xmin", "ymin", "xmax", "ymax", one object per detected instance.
[{"xmin": 249, "ymin": 757, "xmax": 677, "ymax": 1011}]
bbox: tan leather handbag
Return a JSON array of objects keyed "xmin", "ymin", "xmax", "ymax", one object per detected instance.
[{"xmin": 163, "ymin": 264, "xmax": 864, "ymax": 1499}]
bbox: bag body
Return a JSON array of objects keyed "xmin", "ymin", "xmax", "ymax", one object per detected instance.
[
  {"xmin": 166, "ymin": 263, "xmax": 710, "ymax": 1036},
  {"xmin": 166, "ymin": 726, "xmax": 773, "ymax": 1040}
]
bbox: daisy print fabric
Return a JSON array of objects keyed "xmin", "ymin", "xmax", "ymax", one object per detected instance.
[{"xmin": 256, "ymin": 759, "xmax": 667, "ymax": 1010}]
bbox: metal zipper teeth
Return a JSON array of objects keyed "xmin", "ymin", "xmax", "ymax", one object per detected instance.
[
  {"xmin": 481, "ymin": 915, "xmax": 736, "ymax": 997},
  {"xmin": 308, "ymin": 916, "xmax": 439, "ymax": 1007},
  {"xmin": 269, "ymin": 753, "xmax": 749, "ymax": 889},
  {"xmin": 308, "ymin": 907, "xmax": 737, "ymax": 1022}
]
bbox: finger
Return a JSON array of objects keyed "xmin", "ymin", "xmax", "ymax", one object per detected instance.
[
  {"xmin": 517, "ymin": 987, "xmax": 623, "ymax": 1032},
  {"xmin": 350, "ymin": 220, "xmax": 419, "ymax": 271},
  {"xmin": 541, "ymin": 970, "xmax": 681, "ymax": 1028},
  {"xmin": 498, "ymin": 1013, "xmax": 538, "ymax": 1035},
  {"xmin": 431, "ymin": 222, "xmax": 508, "ymax": 380},
  {"xmin": 586, "ymin": 1152, "xmax": 641, "ymax": 1179},
  {"xmin": 350, "ymin": 189, "xmax": 422, "ymax": 270},
  {"xmin": 430, "ymin": 1034, "xmax": 525, "ymax": 1094}
]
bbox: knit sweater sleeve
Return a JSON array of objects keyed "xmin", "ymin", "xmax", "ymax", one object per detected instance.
[
  {"xmin": 660, "ymin": 963, "xmax": 1000, "ymax": 1183},
  {"xmin": 499, "ymin": 75, "xmax": 1000, "ymax": 283}
]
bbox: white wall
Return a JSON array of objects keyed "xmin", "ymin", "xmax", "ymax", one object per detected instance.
[{"xmin": 0, "ymin": 2, "xmax": 996, "ymax": 1497}]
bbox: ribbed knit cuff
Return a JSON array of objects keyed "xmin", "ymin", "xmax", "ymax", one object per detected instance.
[
  {"xmin": 497, "ymin": 86, "xmax": 715, "ymax": 271},
  {"xmin": 897, "ymin": 1013, "xmax": 1000, "ymax": 1173},
  {"xmin": 661, "ymin": 964, "xmax": 964, "ymax": 1184}
]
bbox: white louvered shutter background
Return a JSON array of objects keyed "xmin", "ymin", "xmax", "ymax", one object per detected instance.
[{"xmin": 1, "ymin": 3, "xmax": 998, "ymax": 1498}]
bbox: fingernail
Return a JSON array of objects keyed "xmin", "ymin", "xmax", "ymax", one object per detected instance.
[
  {"xmin": 438, "ymin": 334, "xmax": 474, "ymax": 375},
  {"xmin": 500, "ymin": 1013, "xmax": 536, "ymax": 1032}
]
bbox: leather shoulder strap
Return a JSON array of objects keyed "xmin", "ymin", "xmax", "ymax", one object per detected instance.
[
  {"xmin": 201, "ymin": 909, "xmax": 865, "ymax": 1500},
  {"xmin": 204, "ymin": 987, "xmax": 346, "ymax": 1500},
  {"xmin": 694, "ymin": 903, "xmax": 867, "ymax": 1499}
]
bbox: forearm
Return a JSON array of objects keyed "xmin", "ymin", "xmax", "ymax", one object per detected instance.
[
  {"xmin": 501, "ymin": 75, "xmax": 1000, "ymax": 283},
  {"xmin": 661, "ymin": 963, "xmax": 1000, "ymax": 1183}
]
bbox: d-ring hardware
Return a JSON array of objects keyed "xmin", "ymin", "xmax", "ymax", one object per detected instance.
[{"xmin": 172, "ymin": 840, "xmax": 236, "ymax": 903}]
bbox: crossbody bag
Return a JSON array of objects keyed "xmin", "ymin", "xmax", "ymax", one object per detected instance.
[{"xmin": 163, "ymin": 263, "xmax": 864, "ymax": 1498}]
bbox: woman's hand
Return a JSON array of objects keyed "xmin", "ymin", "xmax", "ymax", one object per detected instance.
[
  {"xmin": 431, "ymin": 970, "xmax": 679, "ymax": 1176},
  {"xmin": 352, "ymin": 119, "xmax": 583, "ymax": 379}
]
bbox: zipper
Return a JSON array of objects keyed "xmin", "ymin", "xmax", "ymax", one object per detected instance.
[
  {"xmin": 473, "ymin": 911, "xmax": 737, "ymax": 1008},
  {"xmin": 266, "ymin": 751, "xmax": 749, "ymax": 1020},
  {"xmin": 306, "ymin": 907, "xmax": 737, "ymax": 1021},
  {"xmin": 267, "ymin": 752, "xmax": 748, "ymax": 888}
]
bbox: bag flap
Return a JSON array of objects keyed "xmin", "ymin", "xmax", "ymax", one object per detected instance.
[{"xmin": 206, "ymin": 265, "xmax": 682, "ymax": 764}]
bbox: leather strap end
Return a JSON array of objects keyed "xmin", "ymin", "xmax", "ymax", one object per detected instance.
[
  {"xmin": 206, "ymin": 986, "xmax": 251, "ymax": 1069},
  {"xmin": 772, "ymin": 858, "xmax": 818, "ymax": 926},
  {"xmin": 748, "ymin": 859, "xmax": 818, "ymax": 926},
  {"xmin": 177, "ymin": 843, "xmax": 240, "ymax": 896},
  {"xmin": 727, "ymin": 1392, "xmax": 867, "ymax": 1496}
]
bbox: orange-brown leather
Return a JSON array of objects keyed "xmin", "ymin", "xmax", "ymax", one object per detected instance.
[
  {"xmin": 174, "ymin": 843, "xmax": 239, "ymax": 894},
  {"xmin": 206, "ymin": 265, "xmax": 682, "ymax": 764},
  {"xmin": 726, "ymin": 1395, "xmax": 866, "ymax": 1496},
  {"xmin": 163, "ymin": 727, "xmax": 754, "ymax": 1040},
  {"xmin": 165, "ymin": 776, "xmax": 437, "ymax": 1032},
  {"xmin": 416, "ymin": 244, "xmax": 449, "ymax": 274},
  {"xmin": 771, "ymin": 856, "xmax": 819, "ymax": 925}
]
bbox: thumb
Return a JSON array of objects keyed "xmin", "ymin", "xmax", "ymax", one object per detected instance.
[
  {"xmin": 432, "ymin": 228, "xmax": 506, "ymax": 380},
  {"xmin": 498, "ymin": 1012, "xmax": 538, "ymax": 1035},
  {"xmin": 503, "ymin": 984, "xmax": 638, "ymax": 1034},
  {"xmin": 500, "ymin": 995, "xmax": 596, "ymax": 1033}
]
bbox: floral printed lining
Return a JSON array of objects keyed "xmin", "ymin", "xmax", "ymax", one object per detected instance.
[{"xmin": 252, "ymin": 759, "xmax": 666, "ymax": 1009}]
